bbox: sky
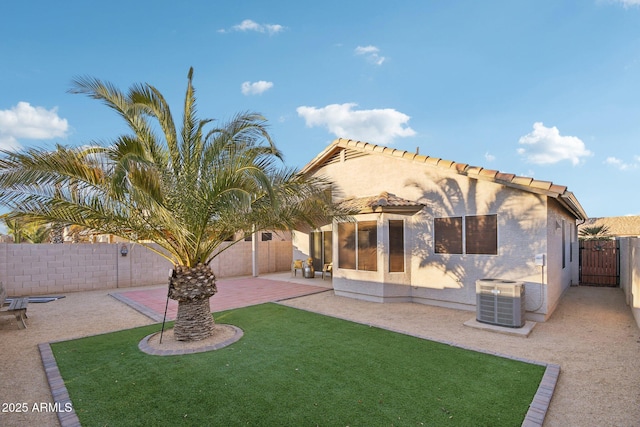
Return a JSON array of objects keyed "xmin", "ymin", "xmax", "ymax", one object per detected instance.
[{"xmin": 1, "ymin": 0, "xmax": 639, "ymax": 219}]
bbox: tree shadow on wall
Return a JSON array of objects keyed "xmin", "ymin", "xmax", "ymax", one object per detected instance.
[{"xmin": 405, "ymin": 171, "xmax": 547, "ymax": 292}]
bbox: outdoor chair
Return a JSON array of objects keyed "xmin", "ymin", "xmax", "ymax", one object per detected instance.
[
  {"xmin": 292, "ymin": 259, "xmax": 304, "ymax": 276},
  {"xmin": 322, "ymin": 262, "xmax": 332, "ymax": 280}
]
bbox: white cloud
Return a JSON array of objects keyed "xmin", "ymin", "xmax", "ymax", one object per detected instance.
[
  {"xmin": 484, "ymin": 152, "xmax": 496, "ymax": 162},
  {"xmin": 517, "ymin": 122, "xmax": 592, "ymax": 166},
  {"xmin": 610, "ymin": 0, "xmax": 640, "ymax": 8},
  {"xmin": 0, "ymin": 102, "xmax": 69, "ymax": 150},
  {"xmin": 229, "ymin": 19, "xmax": 285, "ymax": 35},
  {"xmin": 296, "ymin": 103, "xmax": 416, "ymax": 145},
  {"xmin": 605, "ymin": 156, "xmax": 640, "ymax": 170},
  {"xmin": 241, "ymin": 81, "xmax": 274, "ymax": 96},
  {"xmin": 355, "ymin": 45, "xmax": 386, "ymax": 66}
]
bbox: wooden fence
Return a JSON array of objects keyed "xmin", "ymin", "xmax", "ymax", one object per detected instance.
[{"xmin": 579, "ymin": 239, "xmax": 619, "ymax": 287}]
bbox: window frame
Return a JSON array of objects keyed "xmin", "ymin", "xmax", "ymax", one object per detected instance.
[
  {"xmin": 337, "ymin": 220, "xmax": 379, "ymax": 272},
  {"xmin": 434, "ymin": 214, "xmax": 498, "ymax": 256},
  {"xmin": 388, "ymin": 219, "xmax": 405, "ymax": 273},
  {"xmin": 337, "ymin": 222, "xmax": 356, "ymax": 270},
  {"xmin": 434, "ymin": 216, "xmax": 463, "ymax": 254},
  {"xmin": 465, "ymin": 214, "xmax": 498, "ymax": 255}
]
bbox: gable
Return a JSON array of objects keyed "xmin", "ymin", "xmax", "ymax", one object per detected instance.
[{"xmin": 301, "ymin": 138, "xmax": 587, "ymax": 221}]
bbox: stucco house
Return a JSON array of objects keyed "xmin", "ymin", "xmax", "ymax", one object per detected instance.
[{"xmin": 293, "ymin": 138, "xmax": 588, "ymax": 322}]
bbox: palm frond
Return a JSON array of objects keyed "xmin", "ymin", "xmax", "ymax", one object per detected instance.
[{"xmin": 1, "ymin": 69, "xmax": 336, "ymax": 268}]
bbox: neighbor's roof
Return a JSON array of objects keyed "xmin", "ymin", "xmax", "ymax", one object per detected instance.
[
  {"xmin": 338, "ymin": 192, "xmax": 424, "ymax": 215},
  {"xmin": 579, "ymin": 216, "xmax": 640, "ymax": 237},
  {"xmin": 300, "ymin": 138, "xmax": 588, "ymax": 221}
]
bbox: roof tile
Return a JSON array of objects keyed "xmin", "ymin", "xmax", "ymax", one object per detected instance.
[
  {"xmin": 425, "ymin": 157, "xmax": 440, "ymax": 166},
  {"xmin": 495, "ymin": 172, "xmax": 516, "ymax": 182},
  {"xmin": 338, "ymin": 192, "xmax": 424, "ymax": 213},
  {"xmin": 479, "ymin": 169, "xmax": 499, "ymax": 178},
  {"xmin": 549, "ymin": 184, "xmax": 567, "ymax": 194},
  {"xmin": 529, "ymin": 180, "xmax": 553, "ymax": 191},
  {"xmin": 466, "ymin": 166, "xmax": 483, "ymax": 176},
  {"xmin": 512, "ymin": 176, "xmax": 534, "ymax": 186},
  {"xmin": 455, "ymin": 163, "xmax": 468, "ymax": 172}
]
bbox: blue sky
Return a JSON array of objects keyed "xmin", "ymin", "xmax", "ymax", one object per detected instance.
[{"xmin": 1, "ymin": 0, "xmax": 639, "ymax": 219}]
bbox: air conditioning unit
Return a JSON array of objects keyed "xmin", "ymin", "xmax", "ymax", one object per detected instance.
[{"xmin": 476, "ymin": 279, "xmax": 526, "ymax": 328}]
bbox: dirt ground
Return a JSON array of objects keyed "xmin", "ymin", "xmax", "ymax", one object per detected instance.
[{"xmin": 1, "ymin": 284, "xmax": 639, "ymax": 426}]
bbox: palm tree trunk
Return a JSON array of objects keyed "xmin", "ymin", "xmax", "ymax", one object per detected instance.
[
  {"xmin": 49, "ymin": 223, "xmax": 65, "ymax": 244},
  {"xmin": 168, "ymin": 264, "xmax": 217, "ymax": 341}
]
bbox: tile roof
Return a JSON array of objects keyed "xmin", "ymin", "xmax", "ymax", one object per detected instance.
[
  {"xmin": 338, "ymin": 192, "xmax": 424, "ymax": 214},
  {"xmin": 300, "ymin": 138, "xmax": 587, "ymax": 220},
  {"xmin": 579, "ymin": 216, "xmax": 640, "ymax": 237}
]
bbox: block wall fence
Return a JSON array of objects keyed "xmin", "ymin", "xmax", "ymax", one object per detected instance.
[
  {"xmin": 0, "ymin": 240, "xmax": 292, "ymax": 296},
  {"xmin": 618, "ymin": 237, "xmax": 640, "ymax": 329}
]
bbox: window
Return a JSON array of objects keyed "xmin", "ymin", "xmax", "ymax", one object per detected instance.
[
  {"xmin": 310, "ymin": 231, "xmax": 332, "ymax": 271},
  {"xmin": 434, "ymin": 217, "xmax": 463, "ymax": 254},
  {"xmin": 465, "ymin": 215, "xmax": 497, "ymax": 255},
  {"xmin": 569, "ymin": 223, "xmax": 574, "ymax": 263},
  {"xmin": 357, "ymin": 221, "xmax": 377, "ymax": 271},
  {"xmin": 389, "ymin": 220, "xmax": 404, "ymax": 272},
  {"xmin": 338, "ymin": 222, "xmax": 356, "ymax": 269},
  {"xmin": 562, "ymin": 220, "xmax": 566, "ymax": 269},
  {"xmin": 435, "ymin": 215, "xmax": 497, "ymax": 255},
  {"xmin": 261, "ymin": 232, "xmax": 272, "ymax": 241},
  {"xmin": 338, "ymin": 221, "xmax": 377, "ymax": 271}
]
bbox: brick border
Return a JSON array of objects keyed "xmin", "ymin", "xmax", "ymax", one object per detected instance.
[{"xmin": 38, "ymin": 343, "xmax": 81, "ymax": 427}]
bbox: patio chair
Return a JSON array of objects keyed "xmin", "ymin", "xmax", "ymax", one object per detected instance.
[
  {"xmin": 292, "ymin": 259, "xmax": 304, "ymax": 277},
  {"xmin": 322, "ymin": 262, "xmax": 332, "ymax": 280}
]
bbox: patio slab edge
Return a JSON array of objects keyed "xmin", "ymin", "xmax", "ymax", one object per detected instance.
[{"xmin": 109, "ymin": 292, "xmax": 165, "ymax": 322}]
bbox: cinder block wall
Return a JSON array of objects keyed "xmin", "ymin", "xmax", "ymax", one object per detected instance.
[
  {"xmin": 0, "ymin": 239, "xmax": 292, "ymax": 296},
  {"xmin": 619, "ymin": 237, "xmax": 640, "ymax": 329}
]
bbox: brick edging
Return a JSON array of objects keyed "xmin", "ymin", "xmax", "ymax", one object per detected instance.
[
  {"xmin": 38, "ymin": 343, "xmax": 81, "ymax": 427},
  {"xmin": 522, "ymin": 363, "xmax": 560, "ymax": 427}
]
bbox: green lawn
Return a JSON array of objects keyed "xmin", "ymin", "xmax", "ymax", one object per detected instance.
[{"xmin": 51, "ymin": 303, "xmax": 544, "ymax": 426}]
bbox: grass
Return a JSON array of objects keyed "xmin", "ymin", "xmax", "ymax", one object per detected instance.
[{"xmin": 51, "ymin": 303, "xmax": 544, "ymax": 426}]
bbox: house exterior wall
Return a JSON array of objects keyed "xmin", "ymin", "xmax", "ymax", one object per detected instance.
[
  {"xmin": 295, "ymin": 150, "xmax": 580, "ymax": 322},
  {"xmin": 0, "ymin": 238, "xmax": 292, "ymax": 296},
  {"xmin": 544, "ymin": 198, "xmax": 580, "ymax": 318}
]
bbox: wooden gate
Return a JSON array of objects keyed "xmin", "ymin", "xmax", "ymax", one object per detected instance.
[{"xmin": 579, "ymin": 240, "xmax": 619, "ymax": 287}]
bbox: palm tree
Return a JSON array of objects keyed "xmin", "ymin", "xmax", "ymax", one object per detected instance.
[
  {"xmin": 0, "ymin": 68, "xmax": 334, "ymax": 341},
  {"xmin": 0, "ymin": 214, "xmax": 51, "ymax": 243},
  {"xmin": 22, "ymin": 220, "xmax": 51, "ymax": 243},
  {"xmin": 1, "ymin": 214, "xmax": 27, "ymax": 243},
  {"xmin": 579, "ymin": 224, "xmax": 611, "ymax": 241}
]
